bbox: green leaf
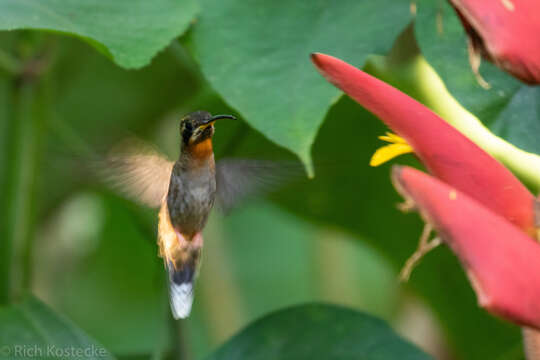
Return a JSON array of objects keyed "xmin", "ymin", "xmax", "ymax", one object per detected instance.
[
  {"xmin": 190, "ymin": 0, "xmax": 412, "ymax": 172},
  {"xmin": 0, "ymin": 0, "xmax": 198, "ymax": 69},
  {"xmin": 206, "ymin": 304, "xmax": 433, "ymax": 360},
  {"xmin": 490, "ymin": 86, "xmax": 540, "ymax": 155},
  {"xmin": 414, "ymin": 0, "xmax": 540, "ymax": 155},
  {"xmin": 0, "ymin": 295, "xmax": 114, "ymax": 360}
]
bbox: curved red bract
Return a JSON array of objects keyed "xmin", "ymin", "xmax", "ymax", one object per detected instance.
[
  {"xmin": 393, "ymin": 166, "xmax": 540, "ymax": 329},
  {"xmin": 311, "ymin": 52, "xmax": 535, "ymax": 236},
  {"xmin": 449, "ymin": 0, "xmax": 540, "ymax": 84}
]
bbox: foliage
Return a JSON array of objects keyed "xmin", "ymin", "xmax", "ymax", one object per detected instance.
[
  {"xmin": 0, "ymin": 0, "xmax": 198, "ymax": 69},
  {"xmin": 0, "ymin": 296, "xmax": 114, "ymax": 360},
  {"xmin": 0, "ymin": 0, "xmax": 538, "ymax": 359},
  {"xmin": 189, "ymin": 0, "xmax": 411, "ymax": 172},
  {"xmin": 207, "ymin": 304, "xmax": 433, "ymax": 360}
]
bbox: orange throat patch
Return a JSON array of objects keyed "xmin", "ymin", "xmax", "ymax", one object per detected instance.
[{"xmin": 187, "ymin": 138, "xmax": 213, "ymax": 161}]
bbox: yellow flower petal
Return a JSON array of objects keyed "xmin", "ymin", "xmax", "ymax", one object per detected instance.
[
  {"xmin": 370, "ymin": 143, "xmax": 414, "ymax": 167},
  {"xmin": 378, "ymin": 132, "xmax": 408, "ymax": 144}
]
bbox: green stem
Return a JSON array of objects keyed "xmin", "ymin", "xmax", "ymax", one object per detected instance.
[
  {"xmin": 150, "ymin": 278, "xmax": 172, "ymax": 360},
  {"xmin": 167, "ymin": 285, "xmax": 190, "ymax": 360},
  {"xmin": 168, "ymin": 315, "xmax": 187, "ymax": 360},
  {"xmin": 22, "ymin": 78, "xmax": 50, "ymax": 291},
  {"xmin": 0, "ymin": 34, "xmax": 55, "ymax": 304},
  {"xmin": 1, "ymin": 80, "xmax": 40, "ymax": 303},
  {"xmin": 0, "ymin": 78, "xmax": 12, "ymax": 304},
  {"xmin": 365, "ymin": 26, "xmax": 540, "ymax": 193}
]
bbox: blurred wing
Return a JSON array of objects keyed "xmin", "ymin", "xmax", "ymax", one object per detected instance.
[
  {"xmin": 102, "ymin": 138, "xmax": 174, "ymax": 208},
  {"xmin": 215, "ymin": 159, "xmax": 303, "ymax": 213}
]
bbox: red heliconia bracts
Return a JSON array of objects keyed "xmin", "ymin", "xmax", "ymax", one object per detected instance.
[
  {"xmin": 393, "ymin": 166, "xmax": 540, "ymax": 330},
  {"xmin": 310, "ymin": 53, "xmax": 536, "ymax": 235},
  {"xmin": 449, "ymin": 0, "xmax": 540, "ymax": 84},
  {"xmin": 311, "ymin": 52, "xmax": 540, "ymax": 329}
]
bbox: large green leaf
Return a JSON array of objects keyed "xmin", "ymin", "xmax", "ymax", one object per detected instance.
[
  {"xmin": 414, "ymin": 0, "xmax": 540, "ymax": 155},
  {"xmin": 0, "ymin": 295, "xmax": 114, "ymax": 360},
  {"xmin": 490, "ymin": 86, "xmax": 540, "ymax": 155},
  {"xmin": 190, "ymin": 0, "xmax": 412, "ymax": 172},
  {"xmin": 0, "ymin": 0, "xmax": 198, "ymax": 69},
  {"xmin": 206, "ymin": 304, "xmax": 433, "ymax": 360}
]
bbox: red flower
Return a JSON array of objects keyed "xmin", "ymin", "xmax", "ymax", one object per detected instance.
[
  {"xmin": 311, "ymin": 53, "xmax": 536, "ymax": 235},
  {"xmin": 393, "ymin": 166, "xmax": 540, "ymax": 329},
  {"xmin": 311, "ymin": 52, "xmax": 540, "ymax": 328},
  {"xmin": 449, "ymin": 0, "xmax": 540, "ymax": 84}
]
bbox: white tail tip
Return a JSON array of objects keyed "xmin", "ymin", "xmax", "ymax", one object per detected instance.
[{"xmin": 169, "ymin": 282, "xmax": 194, "ymax": 319}]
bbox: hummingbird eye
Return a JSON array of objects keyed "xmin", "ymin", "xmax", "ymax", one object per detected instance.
[{"xmin": 181, "ymin": 121, "xmax": 194, "ymax": 144}]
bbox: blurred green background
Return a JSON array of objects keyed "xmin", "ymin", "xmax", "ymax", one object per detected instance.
[
  {"xmin": 1, "ymin": 1, "xmax": 536, "ymax": 359},
  {"xmin": 0, "ymin": 31, "xmax": 447, "ymax": 359}
]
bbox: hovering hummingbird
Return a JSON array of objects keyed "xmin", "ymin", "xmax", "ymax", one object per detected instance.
[{"xmin": 105, "ymin": 111, "xmax": 295, "ymax": 319}]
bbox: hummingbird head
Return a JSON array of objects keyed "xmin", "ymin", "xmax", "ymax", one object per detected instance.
[{"xmin": 180, "ymin": 111, "xmax": 236, "ymax": 148}]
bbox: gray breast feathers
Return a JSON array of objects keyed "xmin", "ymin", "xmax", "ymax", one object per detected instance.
[{"xmin": 167, "ymin": 162, "xmax": 216, "ymax": 236}]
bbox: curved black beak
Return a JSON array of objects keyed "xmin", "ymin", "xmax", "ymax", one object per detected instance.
[
  {"xmin": 199, "ymin": 114, "xmax": 236, "ymax": 127},
  {"xmin": 211, "ymin": 114, "xmax": 236, "ymax": 121}
]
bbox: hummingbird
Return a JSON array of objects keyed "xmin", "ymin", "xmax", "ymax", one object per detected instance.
[{"xmin": 104, "ymin": 110, "xmax": 294, "ymax": 319}]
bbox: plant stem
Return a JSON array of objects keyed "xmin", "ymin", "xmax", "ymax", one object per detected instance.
[
  {"xmin": 0, "ymin": 77, "xmax": 12, "ymax": 304},
  {"xmin": 22, "ymin": 78, "xmax": 50, "ymax": 291},
  {"xmin": 1, "ymin": 79, "xmax": 41, "ymax": 303},
  {"xmin": 365, "ymin": 26, "xmax": 540, "ymax": 193},
  {"xmin": 168, "ymin": 315, "xmax": 188, "ymax": 360},
  {"xmin": 166, "ymin": 279, "xmax": 191, "ymax": 360}
]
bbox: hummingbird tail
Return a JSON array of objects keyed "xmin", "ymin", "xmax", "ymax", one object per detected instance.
[
  {"xmin": 158, "ymin": 202, "xmax": 204, "ymax": 319},
  {"xmin": 167, "ymin": 260, "xmax": 197, "ymax": 319}
]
